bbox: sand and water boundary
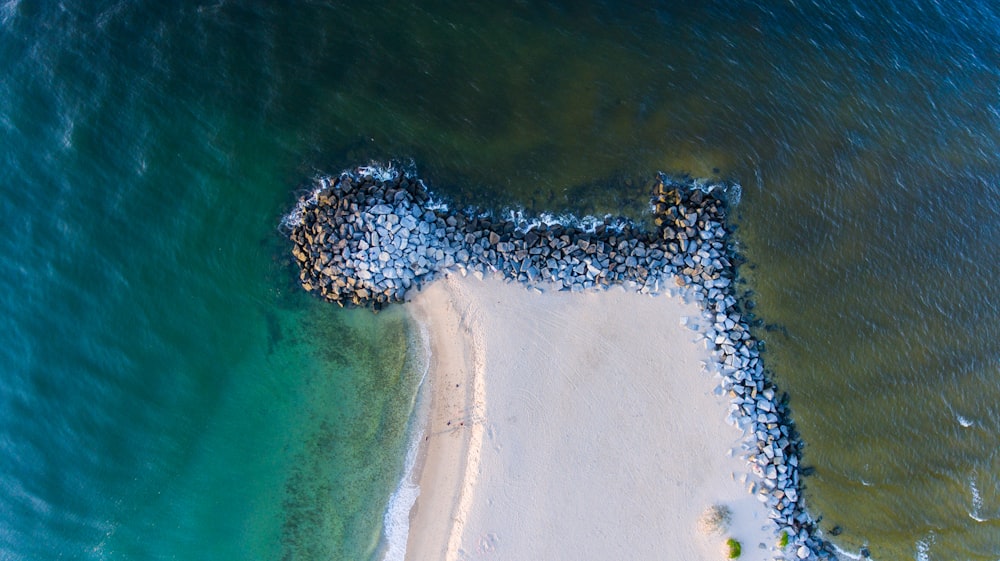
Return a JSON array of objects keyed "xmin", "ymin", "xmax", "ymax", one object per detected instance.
[{"xmin": 283, "ymin": 166, "xmax": 837, "ymax": 560}]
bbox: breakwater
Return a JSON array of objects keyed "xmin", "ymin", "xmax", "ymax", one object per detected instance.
[{"xmin": 284, "ymin": 166, "xmax": 838, "ymax": 560}]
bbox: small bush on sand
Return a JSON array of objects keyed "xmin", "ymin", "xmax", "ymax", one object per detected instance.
[
  {"xmin": 698, "ymin": 504, "xmax": 733, "ymax": 534},
  {"xmin": 726, "ymin": 538, "xmax": 742, "ymax": 559}
]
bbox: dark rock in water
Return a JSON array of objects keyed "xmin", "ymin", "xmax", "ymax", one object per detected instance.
[{"xmin": 830, "ymin": 525, "xmax": 842, "ymax": 536}]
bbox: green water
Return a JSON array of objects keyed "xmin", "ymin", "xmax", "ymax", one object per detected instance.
[{"xmin": 2, "ymin": 2, "xmax": 1000, "ymax": 560}]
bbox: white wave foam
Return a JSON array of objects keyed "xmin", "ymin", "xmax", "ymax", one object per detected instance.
[
  {"xmin": 279, "ymin": 176, "xmax": 327, "ymax": 230},
  {"xmin": 480, "ymin": 207, "xmax": 634, "ymax": 236},
  {"xmin": 379, "ymin": 454, "xmax": 420, "ymax": 561},
  {"xmin": 279, "ymin": 164, "xmax": 733, "ymax": 242},
  {"xmin": 969, "ymin": 477, "xmax": 987, "ymax": 522},
  {"xmin": 280, "ymin": 162, "xmax": 411, "ymax": 231},
  {"xmin": 356, "ymin": 164, "xmax": 401, "ymax": 183},
  {"xmin": 915, "ymin": 540, "xmax": 928, "ymax": 561},
  {"xmin": 915, "ymin": 532, "xmax": 935, "ymax": 561},
  {"xmin": 831, "ymin": 542, "xmax": 866, "ymax": 560},
  {"xmin": 379, "ymin": 322, "xmax": 431, "ymax": 561},
  {"xmin": 942, "ymin": 397, "xmax": 975, "ymax": 428}
]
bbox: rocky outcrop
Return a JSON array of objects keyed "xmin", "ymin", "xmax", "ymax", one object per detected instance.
[
  {"xmin": 285, "ymin": 168, "xmax": 731, "ymax": 309},
  {"xmin": 283, "ymin": 165, "xmax": 837, "ymax": 560}
]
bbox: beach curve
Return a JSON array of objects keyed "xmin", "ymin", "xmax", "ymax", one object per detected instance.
[
  {"xmin": 403, "ymin": 273, "xmax": 778, "ymax": 561},
  {"xmin": 284, "ymin": 166, "xmax": 835, "ymax": 560}
]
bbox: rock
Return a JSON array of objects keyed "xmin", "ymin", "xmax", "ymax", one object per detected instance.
[{"xmin": 285, "ymin": 169, "xmax": 826, "ymax": 559}]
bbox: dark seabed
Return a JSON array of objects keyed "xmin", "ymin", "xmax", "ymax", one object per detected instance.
[{"xmin": 1, "ymin": 1, "xmax": 998, "ymax": 560}]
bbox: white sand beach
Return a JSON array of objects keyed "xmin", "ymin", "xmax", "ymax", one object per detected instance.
[{"xmin": 403, "ymin": 274, "xmax": 778, "ymax": 561}]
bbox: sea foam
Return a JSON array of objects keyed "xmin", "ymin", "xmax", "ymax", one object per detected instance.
[
  {"xmin": 379, "ymin": 321, "xmax": 431, "ymax": 561},
  {"xmin": 969, "ymin": 477, "xmax": 986, "ymax": 522}
]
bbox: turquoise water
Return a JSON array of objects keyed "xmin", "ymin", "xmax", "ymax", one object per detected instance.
[{"xmin": 2, "ymin": 2, "xmax": 999, "ymax": 560}]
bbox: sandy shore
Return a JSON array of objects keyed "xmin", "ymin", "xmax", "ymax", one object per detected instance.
[{"xmin": 404, "ymin": 273, "xmax": 778, "ymax": 561}]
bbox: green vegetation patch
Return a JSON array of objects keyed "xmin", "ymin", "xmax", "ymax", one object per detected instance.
[{"xmin": 726, "ymin": 538, "xmax": 742, "ymax": 559}]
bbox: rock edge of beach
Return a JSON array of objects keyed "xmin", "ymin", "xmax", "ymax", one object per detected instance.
[{"xmin": 283, "ymin": 165, "xmax": 839, "ymax": 560}]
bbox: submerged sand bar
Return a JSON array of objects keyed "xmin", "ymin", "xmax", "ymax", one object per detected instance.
[{"xmin": 405, "ymin": 275, "xmax": 775, "ymax": 561}]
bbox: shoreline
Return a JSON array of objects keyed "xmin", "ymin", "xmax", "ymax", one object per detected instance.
[
  {"xmin": 401, "ymin": 275, "xmax": 485, "ymax": 561},
  {"xmin": 401, "ymin": 274, "xmax": 779, "ymax": 561},
  {"xmin": 286, "ymin": 166, "xmax": 835, "ymax": 560},
  {"xmin": 378, "ymin": 316, "xmax": 433, "ymax": 561}
]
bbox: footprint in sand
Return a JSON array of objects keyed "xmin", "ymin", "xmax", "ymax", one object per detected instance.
[{"xmin": 477, "ymin": 532, "xmax": 500, "ymax": 554}]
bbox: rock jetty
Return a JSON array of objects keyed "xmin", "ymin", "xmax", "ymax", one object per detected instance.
[{"xmin": 284, "ymin": 166, "xmax": 838, "ymax": 560}]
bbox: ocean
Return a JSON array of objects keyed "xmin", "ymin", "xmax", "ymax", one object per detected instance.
[{"xmin": 1, "ymin": 1, "xmax": 998, "ymax": 560}]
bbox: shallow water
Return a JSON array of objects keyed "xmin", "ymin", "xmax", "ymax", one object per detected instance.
[{"xmin": 1, "ymin": 1, "xmax": 999, "ymax": 560}]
